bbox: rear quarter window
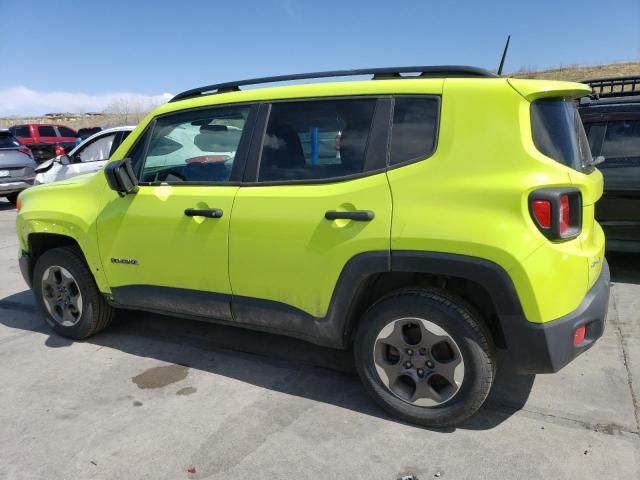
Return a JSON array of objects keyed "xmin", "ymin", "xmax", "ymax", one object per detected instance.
[
  {"xmin": 390, "ymin": 96, "xmax": 439, "ymax": 165},
  {"xmin": 531, "ymin": 99, "xmax": 593, "ymax": 173},
  {"xmin": 57, "ymin": 126, "xmax": 77, "ymax": 137}
]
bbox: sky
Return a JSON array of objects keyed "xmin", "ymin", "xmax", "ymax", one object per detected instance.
[{"xmin": 1, "ymin": 0, "xmax": 639, "ymax": 116}]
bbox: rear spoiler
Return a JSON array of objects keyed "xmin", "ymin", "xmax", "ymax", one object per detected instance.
[
  {"xmin": 507, "ymin": 79, "xmax": 591, "ymax": 102},
  {"xmin": 582, "ymin": 76, "xmax": 640, "ymax": 98}
]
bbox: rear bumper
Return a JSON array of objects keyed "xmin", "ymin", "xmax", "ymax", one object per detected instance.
[
  {"xmin": 503, "ymin": 259, "xmax": 610, "ymax": 374},
  {"xmin": 0, "ymin": 180, "xmax": 33, "ymax": 195}
]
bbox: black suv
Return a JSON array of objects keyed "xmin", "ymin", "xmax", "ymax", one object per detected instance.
[{"xmin": 579, "ymin": 76, "xmax": 640, "ymax": 252}]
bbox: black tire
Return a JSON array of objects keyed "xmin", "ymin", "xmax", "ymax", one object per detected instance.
[
  {"xmin": 5, "ymin": 193, "xmax": 18, "ymax": 205},
  {"xmin": 354, "ymin": 287, "xmax": 495, "ymax": 427},
  {"xmin": 33, "ymin": 246, "xmax": 114, "ymax": 339}
]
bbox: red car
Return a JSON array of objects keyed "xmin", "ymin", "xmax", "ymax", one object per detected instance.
[{"xmin": 8, "ymin": 124, "xmax": 77, "ymax": 163}]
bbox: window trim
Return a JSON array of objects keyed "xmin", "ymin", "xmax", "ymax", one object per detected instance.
[
  {"xmin": 128, "ymin": 103, "xmax": 258, "ymax": 187},
  {"xmin": 244, "ymin": 95, "xmax": 391, "ymax": 186},
  {"xmin": 387, "ymin": 94, "xmax": 442, "ymax": 170}
]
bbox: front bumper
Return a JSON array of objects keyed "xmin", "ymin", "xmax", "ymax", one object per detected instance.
[
  {"xmin": 503, "ymin": 259, "xmax": 610, "ymax": 374},
  {"xmin": 0, "ymin": 180, "xmax": 33, "ymax": 195}
]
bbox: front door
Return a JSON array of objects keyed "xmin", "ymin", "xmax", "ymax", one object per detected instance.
[
  {"xmin": 229, "ymin": 97, "xmax": 393, "ymax": 325},
  {"xmin": 97, "ymin": 104, "xmax": 255, "ymax": 320}
]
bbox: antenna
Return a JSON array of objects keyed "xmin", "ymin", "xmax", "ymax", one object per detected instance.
[{"xmin": 497, "ymin": 35, "xmax": 511, "ymax": 76}]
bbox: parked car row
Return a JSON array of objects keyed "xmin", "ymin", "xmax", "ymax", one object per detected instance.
[
  {"xmin": 8, "ymin": 124, "xmax": 78, "ymax": 162},
  {"xmin": 0, "ymin": 129, "xmax": 37, "ymax": 204},
  {"xmin": 34, "ymin": 126, "xmax": 133, "ymax": 185}
]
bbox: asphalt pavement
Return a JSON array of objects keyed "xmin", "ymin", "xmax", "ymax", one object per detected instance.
[{"xmin": 0, "ymin": 198, "xmax": 638, "ymax": 479}]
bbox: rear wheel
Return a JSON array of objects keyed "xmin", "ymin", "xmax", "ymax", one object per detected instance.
[
  {"xmin": 33, "ymin": 246, "xmax": 114, "ymax": 339},
  {"xmin": 5, "ymin": 193, "xmax": 18, "ymax": 205},
  {"xmin": 354, "ymin": 288, "xmax": 495, "ymax": 427}
]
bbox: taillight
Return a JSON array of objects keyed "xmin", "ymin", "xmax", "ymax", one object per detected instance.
[
  {"xmin": 559, "ymin": 195, "xmax": 570, "ymax": 235},
  {"xmin": 532, "ymin": 200, "xmax": 551, "ymax": 228},
  {"xmin": 529, "ymin": 188, "xmax": 581, "ymax": 240},
  {"xmin": 54, "ymin": 145, "xmax": 65, "ymax": 156},
  {"xmin": 17, "ymin": 147, "xmax": 32, "ymax": 157}
]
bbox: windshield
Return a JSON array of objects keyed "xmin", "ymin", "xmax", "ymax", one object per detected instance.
[{"xmin": 530, "ymin": 98, "xmax": 594, "ymax": 173}]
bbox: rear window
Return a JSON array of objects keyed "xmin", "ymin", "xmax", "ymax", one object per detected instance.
[
  {"xmin": 530, "ymin": 99, "xmax": 593, "ymax": 173},
  {"xmin": 38, "ymin": 126, "xmax": 57, "ymax": 137},
  {"xmin": 0, "ymin": 132, "xmax": 20, "ymax": 148}
]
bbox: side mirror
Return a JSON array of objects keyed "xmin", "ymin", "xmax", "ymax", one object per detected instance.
[
  {"xmin": 104, "ymin": 158, "xmax": 138, "ymax": 196},
  {"xmin": 58, "ymin": 154, "xmax": 71, "ymax": 165}
]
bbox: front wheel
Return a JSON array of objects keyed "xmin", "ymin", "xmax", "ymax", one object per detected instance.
[
  {"xmin": 33, "ymin": 246, "xmax": 114, "ymax": 339},
  {"xmin": 354, "ymin": 288, "xmax": 495, "ymax": 427}
]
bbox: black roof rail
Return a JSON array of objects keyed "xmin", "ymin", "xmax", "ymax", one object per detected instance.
[
  {"xmin": 170, "ymin": 65, "xmax": 497, "ymax": 103},
  {"xmin": 583, "ymin": 75, "xmax": 640, "ymax": 98}
]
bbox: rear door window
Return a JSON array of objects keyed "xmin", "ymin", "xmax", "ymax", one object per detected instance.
[
  {"xmin": 258, "ymin": 98, "xmax": 376, "ymax": 182},
  {"xmin": 531, "ymin": 99, "xmax": 594, "ymax": 173},
  {"xmin": 390, "ymin": 96, "xmax": 439, "ymax": 165},
  {"xmin": 38, "ymin": 126, "xmax": 57, "ymax": 137}
]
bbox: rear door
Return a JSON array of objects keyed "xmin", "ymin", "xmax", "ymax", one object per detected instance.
[
  {"xmin": 584, "ymin": 113, "xmax": 640, "ymax": 247},
  {"xmin": 36, "ymin": 125, "xmax": 58, "ymax": 144},
  {"xmin": 228, "ymin": 97, "xmax": 392, "ymax": 324}
]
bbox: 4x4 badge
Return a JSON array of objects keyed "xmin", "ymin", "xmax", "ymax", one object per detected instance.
[{"xmin": 111, "ymin": 257, "xmax": 139, "ymax": 266}]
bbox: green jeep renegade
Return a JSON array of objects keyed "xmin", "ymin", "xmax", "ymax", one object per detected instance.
[{"xmin": 15, "ymin": 66, "xmax": 610, "ymax": 427}]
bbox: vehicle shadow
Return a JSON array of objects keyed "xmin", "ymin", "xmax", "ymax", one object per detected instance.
[
  {"xmin": 0, "ymin": 199, "xmax": 16, "ymax": 211},
  {"xmin": 0, "ymin": 290, "xmax": 534, "ymax": 432},
  {"xmin": 607, "ymin": 252, "xmax": 640, "ymax": 285}
]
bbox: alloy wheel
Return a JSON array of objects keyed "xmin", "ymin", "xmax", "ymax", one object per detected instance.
[{"xmin": 373, "ymin": 317, "xmax": 465, "ymax": 407}]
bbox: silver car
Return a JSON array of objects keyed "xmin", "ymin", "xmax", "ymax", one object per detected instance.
[
  {"xmin": 34, "ymin": 126, "xmax": 134, "ymax": 185},
  {"xmin": 0, "ymin": 129, "xmax": 37, "ymax": 205}
]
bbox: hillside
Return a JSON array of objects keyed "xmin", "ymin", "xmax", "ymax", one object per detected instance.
[{"xmin": 510, "ymin": 61, "xmax": 640, "ymax": 81}]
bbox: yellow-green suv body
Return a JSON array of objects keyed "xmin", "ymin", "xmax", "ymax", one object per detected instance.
[{"xmin": 16, "ymin": 67, "xmax": 609, "ymax": 426}]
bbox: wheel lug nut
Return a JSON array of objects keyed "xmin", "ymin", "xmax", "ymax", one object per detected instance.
[
  {"xmin": 418, "ymin": 369, "xmax": 424, "ymax": 376},
  {"xmin": 404, "ymin": 361, "xmax": 412, "ymax": 369},
  {"xmin": 426, "ymin": 361, "xmax": 434, "ymax": 369},
  {"xmin": 406, "ymin": 349, "xmax": 413, "ymax": 356},
  {"xmin": 419, "ymin": 348, "xmax": 426, "ymax": 355}
]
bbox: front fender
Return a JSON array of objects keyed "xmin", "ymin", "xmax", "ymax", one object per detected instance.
[{"xmin": 16, "ymin": 175, "xmax": 111, "ymax": 294}]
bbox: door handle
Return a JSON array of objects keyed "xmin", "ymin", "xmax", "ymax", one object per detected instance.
[
  {"xmin": 325, "ymin": 210, "xmax": 374, "ymax": 221},
  {"xmin": 184, "ymin": 208, "xmax": 223, "ymax": 218}
]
